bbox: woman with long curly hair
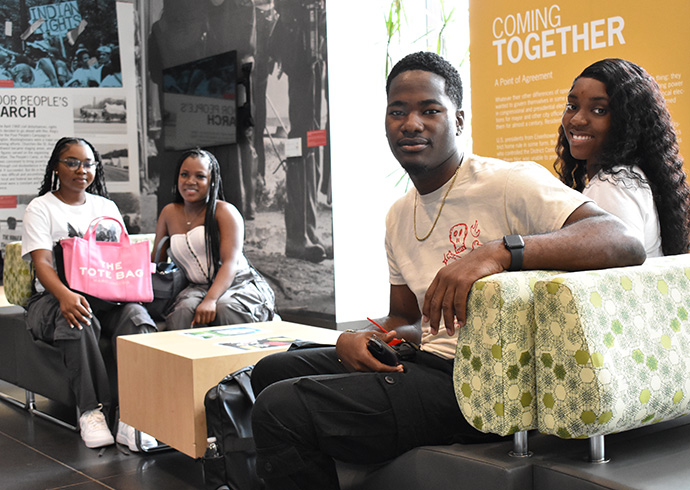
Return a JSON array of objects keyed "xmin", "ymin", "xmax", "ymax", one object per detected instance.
[
  {"xmin": 151, "ymin": 148, "xmax": 278, "ymax": 330},
  {"xmin": 22, "ymin": 137, "xmax": 157, "ymax": 451},
  {"xmin": 555, "ymin": 58, "xmax": 690, "ymax": 256}
]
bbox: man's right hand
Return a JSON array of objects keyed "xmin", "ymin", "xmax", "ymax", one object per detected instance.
[{"xmin": 335, "ymin": 330, "xmax": 404, "ymax": 373}]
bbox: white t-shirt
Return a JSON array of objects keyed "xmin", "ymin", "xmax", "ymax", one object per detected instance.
[
  {"xmin": 584, "ymin": 166, "xmax": 662, "ymax": 258},
  {"xmin": 385, "ymin": 154, "xmax": 591, "ymax": 359},
  {"xmin": 21, "ymin": 192, "xmax": 124, "ymax": 291}
]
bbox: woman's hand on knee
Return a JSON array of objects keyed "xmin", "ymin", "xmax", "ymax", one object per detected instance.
[
  {"xmin": 192, "ymin": 298, "xmax": 218, "ymax": 326},
  {"xmin": 56, "ymin": 290, "xmax": 92, "ymax": 330}
]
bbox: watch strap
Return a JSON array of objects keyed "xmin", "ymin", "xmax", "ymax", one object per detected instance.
[{"xmin": 503, "ymin": 234, "xmax": 524, "ymax": 271}]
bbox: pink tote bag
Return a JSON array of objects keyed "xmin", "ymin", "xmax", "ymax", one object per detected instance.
[{"xmin": 60, "ymin": 216, "xmax": 154, "ymax": 303}]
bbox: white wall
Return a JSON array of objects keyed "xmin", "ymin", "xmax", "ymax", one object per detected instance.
[
  {"xmin": 326, "ymin": 1, "xmax": 470, "ymax": 323},
  {"xmin": 327, "ymin": 2, "xmax": 398, "ymax": 323}
]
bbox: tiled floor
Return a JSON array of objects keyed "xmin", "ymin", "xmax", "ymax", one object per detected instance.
[{"xmin": 0, "ymin": 381, "xmax": 204, "ymax": 490}]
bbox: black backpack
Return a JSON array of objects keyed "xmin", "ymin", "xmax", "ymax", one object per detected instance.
[{"xmin": 203, "ymin": 365, "xmax": 263, "ymax": 490}]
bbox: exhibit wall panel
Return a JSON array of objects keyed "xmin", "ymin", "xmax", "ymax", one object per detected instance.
[{"xmin": 469, "ymin": 0, "xmax": 690, "ymax": 177}]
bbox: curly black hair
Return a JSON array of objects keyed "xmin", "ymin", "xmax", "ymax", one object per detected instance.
[
  {"xmin": 386, "ymin": 51, "xmax": 463, "ymax": 109},
  {"xmin": 38, "ymin": 137, "xmax": 109, "ymax": 198},
  {"xmin": 554, "ymin": 58, "xmax": 690, "ymax": 255},
  {"xmin": 172, "ymin": 148, "xmax": 226, "ymax": 280}
]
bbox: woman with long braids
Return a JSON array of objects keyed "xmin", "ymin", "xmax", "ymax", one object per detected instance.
[
  {"xmin": 21, "ymin": 137, "xmax": 157, "ymax": 451},
  {"xmin": 556, "ymin": 58, "xmax": 690, "ymax": 256},
  {"xmin": 151, "ymin": 148, "xmax": 277, "ymax": 331}
]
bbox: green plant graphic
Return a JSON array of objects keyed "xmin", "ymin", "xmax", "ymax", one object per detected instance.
[{"xmin": 383, "ymin": 1, "xmax": 466, "ymax": 192}]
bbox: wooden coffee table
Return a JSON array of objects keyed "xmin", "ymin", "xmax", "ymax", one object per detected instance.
[{"xmin": 117, "ymin": 321, "xmax": 340, "ymax": 458}]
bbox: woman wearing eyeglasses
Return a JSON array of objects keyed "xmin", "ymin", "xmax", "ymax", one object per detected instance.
[{"xmin": 21, "ymin": 137, "xmax": 157, "ymax": 452}]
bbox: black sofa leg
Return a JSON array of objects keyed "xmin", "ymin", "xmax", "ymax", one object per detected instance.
[{"xmin": 509, "ymin": 430, "xmax": 532, "ymax": 457}]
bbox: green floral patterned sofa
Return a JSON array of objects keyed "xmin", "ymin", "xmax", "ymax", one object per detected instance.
[
  {"xmin": 3, "ymin": 240, "xmax": 34, "ymax": 307},
  {"xmin": 534, "ymin": 254, "xmax": 690, "ymax": 461},
  {"xmin": 454, "ymin": 269, "xmax": 562, "ymax": 455},
  {"xmin": 454, "ymin": 254, "xmax": 690, "ymax": 462}
]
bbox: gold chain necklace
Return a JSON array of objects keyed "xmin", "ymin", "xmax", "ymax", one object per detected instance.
[
  {"xmin": 183, "ymin": 205, "xmax": 206, "ymax": 228},
  {"xmin": 413, "ymin": 164, "xmax": 461, "ymax": 241}
]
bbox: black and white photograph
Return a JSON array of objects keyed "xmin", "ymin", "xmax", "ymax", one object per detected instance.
[
  {"xmin": 73, "ymin": 94, "xmax": 127, "ymax": 133},
  {"xmin": 98, "ymin": 142, "xmax": 129, "ymax": 182},
  {"xmin": 161, "ymin": 50, "xmax": 238, "ymax": 150},
  {"xmin": 146, "ymin": 0, "xmax": 334, "ymax": 325}
]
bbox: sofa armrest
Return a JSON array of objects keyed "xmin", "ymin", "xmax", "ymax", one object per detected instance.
[
  {"xmin": 454, "ymin": 269, "xmax": 562, "ymax": 436},
  {"xmin": 534, "ymin": 255, "xmax": 690, "ymax": 439},
  {"xmin": 3, "ymin": 242, "xmax": 33, "ymax": 307}
]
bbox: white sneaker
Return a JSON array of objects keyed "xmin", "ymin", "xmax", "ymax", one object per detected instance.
[
  {"xmin": 79, "ymin": 409, "xmax": 115, "ymax": 449},
  {"xmin": 139, "ymin": 430, "xmax": 158, "ymax": 450},
  {"xmin": 116, "ymin": 420, "xmax": 158, "ymax": 452}
]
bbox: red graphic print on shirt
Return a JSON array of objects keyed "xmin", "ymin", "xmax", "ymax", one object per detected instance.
[{"xmin": 443, "ymin": 220, "xmax": 481, "ymax": 265}]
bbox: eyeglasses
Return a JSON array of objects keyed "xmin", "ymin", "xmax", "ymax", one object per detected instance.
[{"xmin": 59, "ymin": 158, "xmax": 98, "ymax": 171}]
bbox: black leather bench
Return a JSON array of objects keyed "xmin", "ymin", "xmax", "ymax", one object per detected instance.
[
  {"xmin": 0, "ymin": 305, "xmax": 80, "ymax": 429},
  {"xmin": 337, "ymin": 415, "xmax": 690, "ymax": 490}
]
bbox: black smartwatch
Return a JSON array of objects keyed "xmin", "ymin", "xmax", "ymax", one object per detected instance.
[{"xmin": 503, "ymin": 234, "xmax": 525, "ymax": 271}]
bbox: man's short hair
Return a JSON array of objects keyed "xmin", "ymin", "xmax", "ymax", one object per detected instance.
[{"xmin": 386, "ymin": 51, "xmax": 463, "ymax": 109}]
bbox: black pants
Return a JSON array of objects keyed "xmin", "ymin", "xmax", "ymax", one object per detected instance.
[
  {"xmin": 251, "ymin": 346, "xmax": 503, "ymax": 490},
  {"xmin": 26, "ymin": 292, "xmax": 156, "ymax": 414}
]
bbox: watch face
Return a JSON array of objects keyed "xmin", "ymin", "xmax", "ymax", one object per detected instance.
[{"xmin": 504, "ymin": 234, "xmax": 524, "ymax": 249}]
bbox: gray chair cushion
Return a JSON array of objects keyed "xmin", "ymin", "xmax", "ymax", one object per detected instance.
[
  {"xmin": 338, "ymin": 437, "xmax": 534, "ymax": 490},
  {"xmin": 532, "ymin": 415, "xmax": 690, "ymax": 490}
]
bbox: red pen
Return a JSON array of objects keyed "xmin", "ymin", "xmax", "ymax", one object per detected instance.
[{"xmin": 367, "ymin": 317, "xmax": 402, "ymax": 346}]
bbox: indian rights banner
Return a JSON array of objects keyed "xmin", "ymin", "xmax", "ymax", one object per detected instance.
[{"xmin": 29, "ymin": 1, "xmax": 82, "ymax": 36}]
